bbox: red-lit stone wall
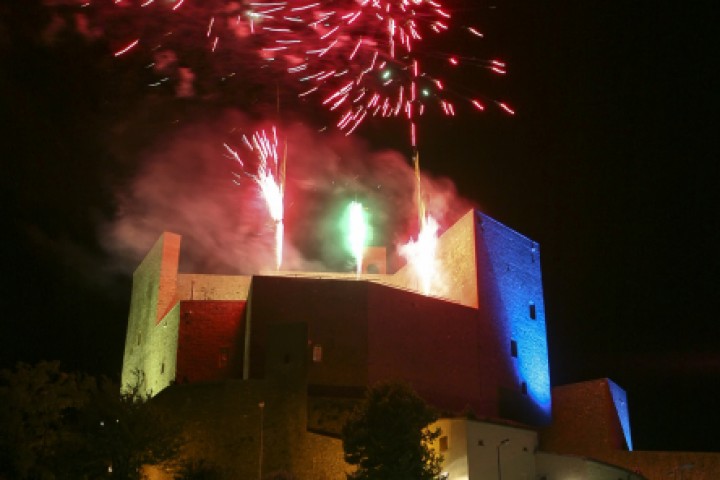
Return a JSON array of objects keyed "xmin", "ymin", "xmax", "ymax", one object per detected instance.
[
  {"xmin": 156, "ymin": 233, "xmax": 181, "ymax": 324},
  {"xmin": 176, "ymin": 300, "xmax": 247, "ymax": 384},
  {"xmin": 248, "ymin": 275, "xmax": 516, "ymax": 419},
  {"xmin": 246, "ymin": 276, "xmax": 370, "ymax": 388},
  {"xmin": 366, "ymin": 283, "xmax": 500, "ymax": 416}
]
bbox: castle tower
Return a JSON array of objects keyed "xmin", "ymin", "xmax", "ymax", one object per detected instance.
[{"xmin": 121, "ymin": 232, "xmax": 181, "ymax": 395}]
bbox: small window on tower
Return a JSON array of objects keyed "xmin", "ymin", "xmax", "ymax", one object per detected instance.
[
  {"xmin": 529, "ymin": 302, "xmax": 537, "ymax": 320},
  {"xmin": 312, "ymin": 345, "xmax": 323, "ymax": 363},
  {"xmin": 218, "ymin": 348, "xmax": 230, "ymax": 368},
  {"xmin": 137, "ymin": 332, "xmax": 142, "ymax": 346},
  {"xmin": 510, "ymin": 340, "xmax": 518, "ymax": 358},
  {"xmin": 521, "ymin": 381, "xmax": 527, "ymax": 394},
  {"xmin": 161, "ymin": 362, "xmax": 165, "ymax": 374}
]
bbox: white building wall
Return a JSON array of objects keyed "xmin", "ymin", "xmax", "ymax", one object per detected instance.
[
  {"xmin": 435, "ymin": 419, "xmax": 643, "ymax": 480},
  {"xmin": 434, "ymin": 418, "xmax": 537, "ymax": 480}
]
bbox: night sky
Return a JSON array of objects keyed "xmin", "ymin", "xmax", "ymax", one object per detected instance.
[{"xmin": 1, "ymin": 0, "xmax": 717, "ymax": 452}]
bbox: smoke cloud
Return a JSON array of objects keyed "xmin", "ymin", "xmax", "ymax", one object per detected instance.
[{"xmin": 101, "ymin": 109, "xmax": 474, "ymax": 275}]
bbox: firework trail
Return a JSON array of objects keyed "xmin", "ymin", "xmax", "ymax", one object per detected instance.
[
  {"xmin": 399, "ymin": 214, "xmax": 439, "ymax": 295},
  {"xmin": 395, "ymin": 149, "xmax": 438, "ymax": 295},
  {"xmin": 225, "ymin": 127, "xmax": 286, "ymax": 270},
  {"xmin": 347, "ymin": 200, "xmax": 369, "ymax": 276}
]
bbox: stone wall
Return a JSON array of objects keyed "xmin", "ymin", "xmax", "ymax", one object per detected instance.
[
  {"xmin": 599, "ymin": 450, "xmax": 720, "ymax": 480},
  {"xmin": 121, "ymin": 233, "xmax": 181, "ymax": 395},
  {"xmin": 539, "ymin": 379, "xmax": 720, "ymax": 479},
  {"xmin": 540, "ymin": 379, "xmax": 628, "ymax": 456},
  {"xmin": 387, "ymin": 208, "xmax": 479, "ymax": 307},
  {"xmin": 536, "ymin": 452, "xmax": 646, "ymax": 480},
  {"xmin": 150, "ymin": 380, "xmax": 350, "ymax": 480},
  {"xmin": 476, "ymin": 212, "xmax": 551, "ymax": 425},
  {"xmin": 176, "ymin": 300, "xmax": 247, "ymax": 384},
  {"xmin": 176, "ymin": 273, "xmax": 252, "ymax": 301},
  {"xmin": 366, "ymin": 283, "xmax": 497, "ymax": 417},
  {"xmin": 247, "ymin": 276, "xmax": 371, "ymax": 388}
]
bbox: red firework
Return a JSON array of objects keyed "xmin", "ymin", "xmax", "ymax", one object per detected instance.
[
  {"xmin": 61, "ymin": 0, "xmax": 512, "ymax": 144},
  {"xmin": 250, "ymin": 0, "xmax": 513, "ymax": 144}
]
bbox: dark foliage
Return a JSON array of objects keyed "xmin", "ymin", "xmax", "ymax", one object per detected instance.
[
  {"xmin": 342, "ymin": 382, "xmax": 443, "ymax": 480},
  {"xmin": 0, "ymin": 362, "xmax": 185, "ymax": 480}
]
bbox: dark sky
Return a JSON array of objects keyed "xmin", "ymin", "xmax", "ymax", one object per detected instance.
[{"xmin": 1, "ymin": 0, "xmax": 717, "ymax": 452}]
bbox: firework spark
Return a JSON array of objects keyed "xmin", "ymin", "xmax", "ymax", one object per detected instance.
[
  {"xmin": 226, "ymin": 127, "xmax": 285, "ymax": 270},
  {"xmin": 113, "ymin": 38, "xmax": 139, "ymax": 57},
  {"xmin": 400, "ymin": 214, "xmax": 439, "ymax": 295},
  {"xmin": 346, "ymin": 200, "xmax": 369, "ymax": 276}
]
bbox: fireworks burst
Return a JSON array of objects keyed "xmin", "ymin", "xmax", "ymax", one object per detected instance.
[
  {"xmin": 397, "ymin": 149, "xmax": 439, "ymax": 295},
  {"xmin": 251, "ymin": 0, "xmax": 513, "ymax": 144},
  {"xmin": 399, "ymin": 214, "xmax": 439, "ymax": 295},
  {"xmin": 64, "ymin": 0, "xmax": 512, "ymax": 144},
  {"xmin": 51, "ymin": 0, "xmax": 510, "ymax": 284},
  {"xmin": 225, "ymin": 127, "xmax": 286, "ymax": 270}
]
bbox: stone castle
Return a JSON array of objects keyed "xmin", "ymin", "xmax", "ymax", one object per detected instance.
[{"xmin": 122, "ymin": 209, "xmax": 719, "ymax": 479}]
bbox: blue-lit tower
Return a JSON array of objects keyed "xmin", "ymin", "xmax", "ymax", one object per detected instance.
[{"xmin": 474, "ymin": 212, "xmax": 552, "ymax": 425}]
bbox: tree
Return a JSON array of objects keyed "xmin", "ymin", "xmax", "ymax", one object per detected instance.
[
  {"xmin": 0, "ymin": 363, "xmax": 185, "ymax": 480},
  {"xmin": 0, "ymin": 361, "xmax": 93, "ymax": 479},
  {"xmin": 69, "ymin": 372, "xmax": 186, "ymax": 480},
  {"xmin": 341, "ymin": 382, "xmax": 443, "ymax": 480}
]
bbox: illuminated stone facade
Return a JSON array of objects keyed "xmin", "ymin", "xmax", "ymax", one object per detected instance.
[
  {"xmin": 122, "ymin": 209, "xmax": 551, "ymax": 425},
  {"xmin": 540, "ymin": 379, "xmax": 720, "ymax": 480},
  {"xmin": 122, "ymin": 209, "xmax": 719, "ymax": 479}
]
